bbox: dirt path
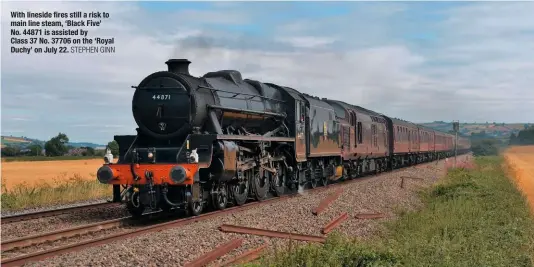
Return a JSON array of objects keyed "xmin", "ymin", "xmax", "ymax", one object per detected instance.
[{"xmin": 504, "ymin": 146, "xmax": 534, "ymax": 215}]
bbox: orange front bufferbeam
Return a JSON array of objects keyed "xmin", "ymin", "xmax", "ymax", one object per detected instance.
[{"xmin": 97, "ymin": 163, "xmax": 199, "ymax": 185}]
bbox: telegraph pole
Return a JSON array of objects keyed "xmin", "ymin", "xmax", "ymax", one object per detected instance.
[{"xmin": 453, "ymin": 120, "xmax": 459, "ymax": 168}]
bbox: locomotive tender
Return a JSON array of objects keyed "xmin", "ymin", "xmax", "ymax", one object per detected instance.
[{"xmin": 96, "ymin": 59, "xmax": 471, "ymax": 217}]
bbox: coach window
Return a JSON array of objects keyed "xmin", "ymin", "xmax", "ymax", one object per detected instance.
[
  {"xmin": 371, "ymin": 124, "xmax": 377, "ymax": 147},
  {"xmin": 357, "ymin": 122, "xmax": 363, "ymax": 144}
]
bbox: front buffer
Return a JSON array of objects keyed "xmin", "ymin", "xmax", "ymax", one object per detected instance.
[{"xmin": 97, "ymin": 161, "xmax": 204, "ymax": 217}]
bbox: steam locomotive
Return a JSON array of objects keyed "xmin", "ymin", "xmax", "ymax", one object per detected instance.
[{"xmin": 96, "ymin": 59, "xmax": 471, "ymax": 217}]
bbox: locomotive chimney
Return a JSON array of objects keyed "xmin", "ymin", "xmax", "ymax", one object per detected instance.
[{"xmin": 165, "ymin": 59, "xmax": 191, "ymax": 75}]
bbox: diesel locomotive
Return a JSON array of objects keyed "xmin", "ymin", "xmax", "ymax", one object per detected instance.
[{"xmin": 96, "ymin": 59, "xmax": 471, "ymax": 217}]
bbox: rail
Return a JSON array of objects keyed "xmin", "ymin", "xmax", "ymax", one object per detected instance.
[
  {"xmin": 1, "ymin": 202, "xmax": 119, "ymax": 224},
  {"xmin": 218, "ymin": 224, "xmax": 326, "ymax": 243},
  {"xmin": 216, "ymin": 244, "xmax": 267, "ymax": 267},
  {"xmin": 2, "ymin": 217, "xmax": 129, "ymax": 252},
  {"xmin": 321, "ymin": 213, "xmax": 349, "ymax": 234},
  {"xmin": 312, "ymin": 188, "xmax": 343, "ymax": 215},
  {"xmin": 0, "ymin": 196, "xmax": 290, "ymax": 267},
  {"xmin": 184, "ymin": 239, "xmax": 243, "ymax": 267}
]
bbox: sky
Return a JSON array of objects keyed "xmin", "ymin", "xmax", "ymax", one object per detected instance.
[{"xmin": 2, "ymin": 1, "xmax": 534, "ymax": 144}]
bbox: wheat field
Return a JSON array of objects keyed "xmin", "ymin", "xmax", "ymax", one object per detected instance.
[
  {"xmin": 504, "ymin": 146, "xmax": 534, "ymax": 214},
  {"xmin": 1, "ymin": 158, "xmax": 106, "ymax": 190}
]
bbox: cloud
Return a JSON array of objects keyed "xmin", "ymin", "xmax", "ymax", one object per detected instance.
[
  {"xmin": 2, "ymin": 2, "xmax": 534, "ymax": 144},
  {"xmin": 9, "ymin": 117, "xmax": 30, "ymax": 121},
  {"xmin": 417, "ymin": 2, "xmax": 534, "ymax": 122},
  {"xmin": 276, "ymin": 36, "xmax": 337, "ymax": 48}
]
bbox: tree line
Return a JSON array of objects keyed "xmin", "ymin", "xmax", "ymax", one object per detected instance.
[
  {"xmin": 4, "ymin": 126, "xmax": 534, "ymax": 159},
  {"xmin": 1, "ymin": 132, "xmax": 119, "ymax": 158},
  {"xmin": 509, "ymin": 125, "xmax": 534, "ymax": 145},
  {"xmin": 470, "ymin": 125, "xmax": 534, "ymax": 157}
]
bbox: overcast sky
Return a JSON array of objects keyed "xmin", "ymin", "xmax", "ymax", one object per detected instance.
[{"xmin": 2, "ymin": 1, "xmax": 534, "ymax": 144}]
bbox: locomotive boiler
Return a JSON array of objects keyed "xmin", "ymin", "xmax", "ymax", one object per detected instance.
[{"xmin": 133, "ymin": 59, "xmax": 289, "ymax": 141}]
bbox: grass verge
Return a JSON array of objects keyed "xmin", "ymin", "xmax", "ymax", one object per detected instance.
[
  {"xmin": 244, "ymin": 156, "xmax": 534, "ymax": 267},
  {"xmin": 1, "ymin": 174, "xmax": 112, "ymax": 211}
]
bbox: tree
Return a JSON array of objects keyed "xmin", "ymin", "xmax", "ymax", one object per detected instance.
[
  {"xmin": 86, "ymin": 147, "xmax": 95, "ymax": 156},
  {"xmin": 509, "ymin": 133, "xmax": 518, "ymax": 145},
  {"xmin": 471, "ymin": 138, "xmax": 499, "ymax": 156},
  {"xmin": 509, "ymin": 126, "xmax": 534, "ymax": 146},
  {"xmin": 94, "ymin": 149, "xmax": 105, "ymax": 157},
  {"xmin": 44, "ymin": 133, "xmax": 69, "ymax": 156},
  {"xmin": 107, "ymin": 140, "xmax": 119, "ymax": 156},
  {"xmin": 1, "ymin": 146, "xmax": 20, "ymax": 157},
  {"xmin": 516, "ymin": 126, "xmax": 534, "ymax": 145},
  {"xmin": 81, "ymin": 146, "xmax": 95, "ymax": 156},
  {"xmin": 27, "ymin": 144, "xmax": 43, "ymax": 156}
]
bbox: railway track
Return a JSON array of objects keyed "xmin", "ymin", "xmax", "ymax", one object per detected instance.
[
  {"xmin": 1, "ymin": 202, "xmax": 119, "ymax": 224},
  {"xmin": 2, "ymin": 217, "xmax": 130, "ymax": 252},
  {"xmin": 1, "ymin": 210, "xmax": 167, "ymax": 253},
  {"xmin": 0, "ymin": 160, "xmax": 444, "ymax": 267},
  {"xmin": 0, "ymin": 194, "xmax": 297, "ymax": 267}
]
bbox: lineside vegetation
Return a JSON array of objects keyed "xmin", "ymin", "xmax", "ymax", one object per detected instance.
[
  {"xmin": 245, "ymin": 157, "xmax": 534, "ymax": 267},
  {"xmin": 1, "ymin": 174, "xmax": 111, "ymax": 211}
]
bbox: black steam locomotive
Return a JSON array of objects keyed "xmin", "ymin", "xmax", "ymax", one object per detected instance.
[{"xmin": 97, "ymin": 59, "xmax": 470, "ymax": 217}]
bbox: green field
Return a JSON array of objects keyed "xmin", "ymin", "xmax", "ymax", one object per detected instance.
[{"xmin": 247, "ymin": 157, "xmax": 534, "ymax": 267}]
